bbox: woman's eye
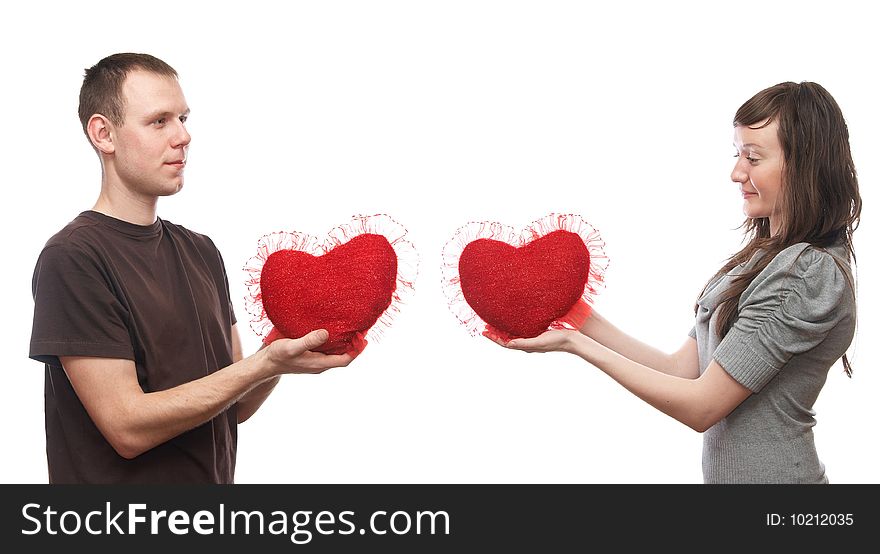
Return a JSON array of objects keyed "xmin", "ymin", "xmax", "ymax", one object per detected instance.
[{"xmin": 733, "ymin": 153, "xmax": 759, "ymax": 163}]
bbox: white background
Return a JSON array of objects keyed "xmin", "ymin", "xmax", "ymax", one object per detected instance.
[{"xmin": 2, "ymin": 0, "xmax": 876, "ymax": 484}]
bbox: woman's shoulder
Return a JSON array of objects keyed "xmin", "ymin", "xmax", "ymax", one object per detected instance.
[
  {"xmin": 765, "ymin": 241, "xmax": 850, "ymax": 280},
  {"xmin": 744, "ymin": 241, "xmax": 853, "ymax": 310}
]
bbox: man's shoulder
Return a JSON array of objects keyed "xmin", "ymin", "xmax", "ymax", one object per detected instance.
[
  {"xmin": 159, "ymin": 218, "xmax": 221, "ymax": 255},
  {"xmin": 41, "ymin": 212, "xmax": 103, "ymax": 251}
]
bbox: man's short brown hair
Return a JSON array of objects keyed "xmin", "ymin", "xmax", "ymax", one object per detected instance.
[{"xmin": 78, "ymin": 53, "xmax": 178, "ymax": 137}]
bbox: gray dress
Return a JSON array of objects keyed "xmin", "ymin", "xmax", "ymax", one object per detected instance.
[{"xmin": 690, "ymin": 241, "xmax": 855, "ymax": 483}]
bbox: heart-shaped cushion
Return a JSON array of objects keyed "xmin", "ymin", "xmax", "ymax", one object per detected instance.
[
  {"xmin": 459, "ymin": 230, "xmax": 590, "ymax": 338},
  {"xmin": 244, "ymin": 215, "xmax": 417, "ymax": 356},
  {"xmin": 442, "ymin": 214, "xmax": 607, "ymax": 341},
  {"xmin": 260, "ymin": 234, "xmax": 397, "ymax": 354}
]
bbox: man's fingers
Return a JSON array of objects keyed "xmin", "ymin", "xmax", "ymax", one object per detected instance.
[
  {"xmin": 299, "ymin": 329, "xmax": 329, "ymax": 351},
  {"xmin": 300, "ymin": 352, "xmax": 354, "ymax": 369},
  {"xmin": 281, "ymin": 346, "xmax": 354, "ymax": 373},
  {"xmin": 271, "ymin": 330, "xmax": 329, "ymax": 359}
]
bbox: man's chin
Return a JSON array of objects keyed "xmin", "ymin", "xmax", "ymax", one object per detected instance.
[{"xmin": 158, "ymin": 182, "xmax": 184, "ymax": 196}]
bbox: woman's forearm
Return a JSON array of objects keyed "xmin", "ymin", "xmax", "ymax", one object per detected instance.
[
  {"xmin": 567, "ymin": 334, "xmax": 709, "ymax": 431},
  {"xmin": 580, "ymin": 311, "xmax": 674, "ymax": 371}
]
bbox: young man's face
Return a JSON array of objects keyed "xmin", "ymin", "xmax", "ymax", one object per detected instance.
[{"xmin": 110, "ymin": 69, "xmax": 191, "ymax": 197}]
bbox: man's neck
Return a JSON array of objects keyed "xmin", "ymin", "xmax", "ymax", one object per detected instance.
[{"xmin": 92, "ymin": 181, "xmax": 159, "ymax": 226}]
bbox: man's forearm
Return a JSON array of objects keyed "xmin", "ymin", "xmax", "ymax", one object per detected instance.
[
  {"xmin": 236, "ymin": 375, "xmax": 281, "ymax": 423},
  {"xmin": 121, "ymin": 353, "xmax": 275, "ymax": 457},
  {"xmin": 62, "ymin": 330, "xmax": 345, "ymax": 460}
]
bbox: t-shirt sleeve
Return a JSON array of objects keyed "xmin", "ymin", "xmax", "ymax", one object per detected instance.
[
  {"xmin": 214, "ymin": 245, "xmax": 237, "ymax": 327},
  {"xmin": 712, "ymin": 247, "xmax": 851, "ymax": 392},
  {"xmin": 688, "ymin": 326, "xmax": 697, "ymax": 339},
  {"xmin": 30, "ymin": 243, "xmax": 134, "ymax": 367}
]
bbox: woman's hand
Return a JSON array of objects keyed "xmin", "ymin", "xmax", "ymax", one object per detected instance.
[{"xmin": 486, "ymin": 329, "xmax": 581, "ymax": 354}]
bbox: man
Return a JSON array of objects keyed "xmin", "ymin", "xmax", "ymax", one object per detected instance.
[{"xmin": 29, "ymin": 53, "xmax": 352, "ymax": 483}]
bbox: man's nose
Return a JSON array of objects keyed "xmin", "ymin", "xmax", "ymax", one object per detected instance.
[{"xmin": 172, "ymin": 120, "xmax": 191, "ymax": 148}]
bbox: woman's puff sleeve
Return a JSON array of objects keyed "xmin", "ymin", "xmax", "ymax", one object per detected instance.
[{"xmin": 712, "ymin": 246, "xmax": 853, "ymax": 392}]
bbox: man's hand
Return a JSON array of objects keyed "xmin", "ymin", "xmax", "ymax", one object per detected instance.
[{"xmin": 261, "ymin": 329, "xmax": 355, "ymax": 375}]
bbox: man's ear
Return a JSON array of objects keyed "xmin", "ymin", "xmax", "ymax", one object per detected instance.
[{"xmin": 87, "ymin": 114, "xmax": 115, "ymax": 154}]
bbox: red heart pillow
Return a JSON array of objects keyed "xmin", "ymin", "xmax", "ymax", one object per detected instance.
[
  {"xmin": 244, "ymin": 215, "xmax": 417, "ymax": 355},
  {"xmin": 442, "ymin": 214, "xmax": 608, "ymax": 341}
]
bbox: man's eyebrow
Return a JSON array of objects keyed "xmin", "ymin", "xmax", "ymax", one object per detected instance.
[{"xmin": 143, "ymin": 108, "xmax": 191, "ymax": 120}]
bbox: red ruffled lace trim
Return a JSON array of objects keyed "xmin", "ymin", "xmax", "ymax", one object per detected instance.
[
  {"xmin": 243, "ymin": 214, "xmax": 418, "ymax": 347},
  {"xmin": 441, "ymin": 213, "xmax": 609, "ymax": 340}
]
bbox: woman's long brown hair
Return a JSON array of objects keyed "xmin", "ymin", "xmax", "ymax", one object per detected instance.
[{"xmin": 698, "ymin": 82, "xmax": 861, "ymax": 376}]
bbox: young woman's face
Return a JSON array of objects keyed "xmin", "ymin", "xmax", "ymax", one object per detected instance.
[{"xmin": 731, "ymin": 120, "xmax": 784, "ymax": 235}]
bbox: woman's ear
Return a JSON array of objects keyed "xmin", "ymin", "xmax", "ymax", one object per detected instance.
[{"xmin": 87, "ymin": 114, "xmax": 115, "ymax": 155}]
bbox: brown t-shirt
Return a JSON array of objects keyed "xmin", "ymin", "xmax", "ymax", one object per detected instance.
[{"xmin": 29, "ymin": 211, "xmax": 238, "ymax": 483}]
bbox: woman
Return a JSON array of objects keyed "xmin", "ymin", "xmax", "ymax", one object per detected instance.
[{"xmin": 497, "ymin": 81, "xmax": 861, "ymax": 484}]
